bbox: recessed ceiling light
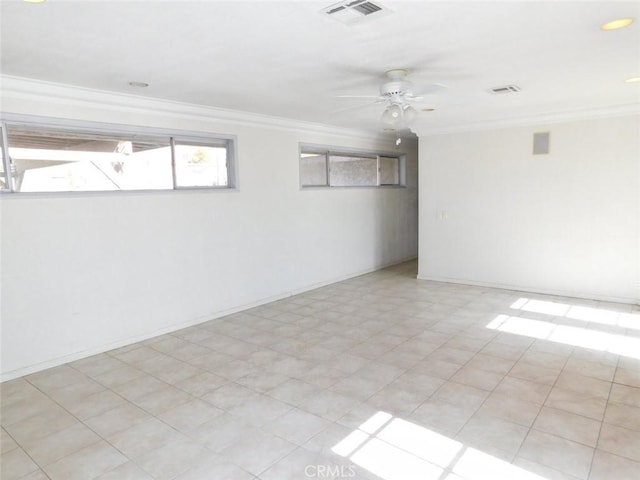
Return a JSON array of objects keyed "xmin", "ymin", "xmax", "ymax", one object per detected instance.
[
  {"xmin": 625, "ymin": 76, "xmax": 640, "ymax": 83},
  {"xmin": 23, "ymin": 0, "xmax": 46, "ymax": 3},
  {"xmin": 601, "ymin": 18, "xmax": 634, "ymax": 30},
  {"xmin": 128, "ymin": 81, "xmax": 149, "ymax": 88}
]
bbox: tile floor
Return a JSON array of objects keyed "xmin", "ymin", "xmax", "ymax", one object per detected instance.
[{"xmin": 2, "ymin": 261, "xmax": 640, "ymax": 480}]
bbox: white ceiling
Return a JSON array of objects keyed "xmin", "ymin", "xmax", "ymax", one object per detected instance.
[{"xmin": 1, "ymin": 0, "xmax": 639, "ymax": 133}]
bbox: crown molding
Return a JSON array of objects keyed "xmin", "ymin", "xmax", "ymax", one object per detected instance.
[
  {"xmin": 415, "ymin": 103, "xmax": 640, "ymax": 136},
  {"xmin": 0, "ymin": 75, "xmax": 390, "ymax": 142}
]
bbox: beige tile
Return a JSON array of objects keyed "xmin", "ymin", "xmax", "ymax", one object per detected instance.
[
  {"xmin": 12, "ymin": 470, "xmax": 52, "ymax": 480},
  {"xmin": 229, "ymin": 394, "xmax": 293, "ymax": 426},
  {"xmin": 70, "ymin": 354, "xmax": 125, "ymax": 378},
  {"xmin": 259, "ymin": 447, "xmax": 339, "ymax": 480},
  {"xmin": 47, "ymin": 378, "xmax": 106, "ymax": 405},
  {"xmin": 608, "ymin": 383, "xmax": 640, "ymax": 408},
  {"xmin": 174, "ymin": 455, "xmax": 255, "ymax": 480},
  {"xmin": 562, "ymin": 357, "xmax": 615, "ymax": 382},
  {"xmin": 410, "ymin": 359, "xmax": 461, "ymax": 379},
  {"xmin": 450, "ymin": 366, "xmax": 504, "ymax": 391},
  {"xmin": 519, "ymin": 350, "xmax": 567, "ymax": 370},
  {"xmin": 532, "ymin": 406, "xmax": 601, "ymax": 447},
  {"xmin": 157, "ymin": 398, "xmax": 224, "ymax": 433},
  {"xmin": 614, "ymin": 367, "xmax": 640, "ymax": 388},
  {"xmin": 0, "ymin": 447, "xmax": 39, "ymax": 480},
  {"xmin": 1, "ymin": 428, "xmax": 18, "ymax": 454},
  {"xmin": 509, "ymin": 361, "xmax": 561, "ymax": 385},
  {"xmin": 428, "ymin": 347, "xmax": 476, "ymax": 366},
  {"xmin": 480, "ymin": 341, "xmax": 527, "ymax": 361},
  {"xmin": 266, "ymin": 378, "xmax": 322, "ymax": 405},
  {"xmin": 545, "ymin": 386, "xmax": 607, "ymax": 421},
  {"xmin": 220, "ymin": 430, "xmax": 297, "ymax": 475},
  {"xmin": 4, "ymin": 404, "xmax": 78, "ymax": 445},
  {"xmin": 131, "ymin": 385, "xmax": 193, "ymax": 415},
  {"xmin": 25, "ymin": 365, "xmax": 88, "ymax": 392},
  {"xmin": 92, "ymin": 365, "xmax": 146, "ymax": 388},
  {"xmin": 299, "ymin": 390, "xmax": 361, "ymax": 421},
  {"xmin": 302, "ymin": 422, "xmax": 354, "ymax": 457},
  {"xmin": 604, "ymin": 401, "xmax": 640, "ymax": 431},
  {"xmin": 84, "ymin": 403, "xmax": 150, "ymax": 437},
  {"xmin": 107, "ymin": 417, "xmax": 186, "ymax": 459},
  {"xmin": 477, "ymin": 392, "xmax": 542, "ymax": 427},
  {"xmin": 201, "ymin": 383, "xmax": 262, "ymax": 410},
  {"xmin": 0, "ymin": 392, "xmax": 59, "ymax": 426},
  {"xmin": 463, "ymin": 353, "xmax": 516, "ymax": 375},
  {"xmin": 517, "ymin": 430, "xmax": 594, "ymax": 479},
  {"xmin": 431, "ymin": 382, "xmax": 489, "ymax": 410},
  {"xmin": 135, "ymin": 438, "xmax": 210, "ymax": 480},
  {"xmin": 494, "ymin": 376, "xmax": 552, "ymax": 404},
  {"xmin": 411, "ymin": 399, "xmax": 478, "ymax": 437},
  {"xmin": 60, "ymin": 389, "xmax": 126, "ymax": 420},
  {"xmin": 512, "ymin": 457, "xmax": 582, "ymax": 480},
  {"xmin": 95, "ymin": 461, "xmax": 155, "ymax": 480},
  {"xmin": 265, "ymin": 408, "xmax": 331, "ymax": 445},
  {"xmin": 0, "ymin": 378, "xmax": 41, "ymax": 405},
  {"xmin": 597, "ymin": 422, "xmax": 640, "ymax": 462},
  {"xmin": 329, "ymin": 376, "xmax": 387, "ymax": 401},
  {"xmin": 456, "ymin": 413, "xmax": 529, "ymax": 459},
  {"xmin": 111, "ymin": 375, "xmax": 169, "ymax": 401},
  {"xmin": 554, "ymin": 371, "xmax": 611, "ymax": 399},
  {"xmin": 174, "ymin": 371, "xmax": 228, "ymax": 397},
  {"xmin": 235, "ymin": 371, "xmax": 289, "ymax": 393},
  {"xmin": 365, "ymin": 384, "xmax": 427, "ymax": 416},
  {"xmin": 589, "ymin": 449, "xmax": 640, "ymax": 480},
  {"xmin": 21, "ymin": 423, "xmax": 101, "ymax": 466},
  {"xmin": 42, "ymin": 441, "xmax": 128, "ymax": 480},
  {"xmin": 188, "ymin": 413, "xmax": 262, "ymax": 453}
]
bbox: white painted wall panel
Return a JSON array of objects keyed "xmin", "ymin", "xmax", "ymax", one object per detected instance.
[{"xmin": 418, "ymin": 115, "xmax": 640, "ymax": 304}]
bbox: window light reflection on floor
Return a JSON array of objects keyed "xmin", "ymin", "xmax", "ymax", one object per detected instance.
[
  {"xmin": 332, "ymin": 411, "xmax": 547, "ymax": 480},
  {"xmin": 510, "ymin": 298, "xmax": 640, "ymax": 331},
  {"xmin": 488, "ymin": 314, "xmax": 640, "ymax": 359}
]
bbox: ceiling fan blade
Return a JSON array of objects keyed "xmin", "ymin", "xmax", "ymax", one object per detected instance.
[
  {"xmin": 330, "ymin": 100, "xmax": 385, "ymax": 115},
  {"xmin": 336, "ymin": 95, "xmax": 384, "ymax": 99},
  {"xmin": 410, "ymin": 83, "xmax": 449, "ymax": 96}
]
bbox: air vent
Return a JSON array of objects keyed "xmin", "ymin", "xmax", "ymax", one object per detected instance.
[
  {"xmin": 323, "ymin": 0, "xmax": 389, "ymax": 24},
  {"xmin": 488, "ymin": 85, "xmax": 521, "ymax": 94}
]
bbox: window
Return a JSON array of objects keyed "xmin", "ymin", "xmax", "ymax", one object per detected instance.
[
  {"xmin": 0, "ymin": 121, "xmax": 235, "ymax": 193},
  {"xmin": 330, "ymin": 154, "xmax": 378, "ymax": 187},
  {"xmin": 300, "ymin": 145, "xmax": 404, "ymax": 188},
  {"xmin": 0, "ymin": 125, "xmax": 9, "ymax": 191},
  {"xmin": 174, "ymin": 142, "xmax": 229, "ymax": 188}
]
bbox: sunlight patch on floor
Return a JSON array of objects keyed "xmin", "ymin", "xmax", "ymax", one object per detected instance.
[
  {"xmin": 488, "ymin": 314, "xmax": 640, "ymax": 359},
  {"xmin": 332, "ymin": 411, "xmax": 547, "ymax": 480},
  {"xmin": 510, "ymin": 298, "xmax": 639, "ymax": 331}
]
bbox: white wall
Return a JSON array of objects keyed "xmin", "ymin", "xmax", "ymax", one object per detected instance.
[
  {"xmin": 0, "ymin": 79, "xmax": 419, "ymax": 380},
  {"xmin": 417, "ymin": 115, "xmax": 640, "ymax": 304}
]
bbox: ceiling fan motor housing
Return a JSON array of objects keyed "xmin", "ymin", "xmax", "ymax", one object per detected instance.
[{"xmin": 380, "ymin": 79, "xmax": 413, "ymax": 97}]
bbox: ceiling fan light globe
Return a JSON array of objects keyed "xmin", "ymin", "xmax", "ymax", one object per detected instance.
[
  {"xmin": 403, "ymin": 105, "xmax": 418, "ymax": 124},
  {"xmin": 382, "ymin": 104, "xmax": 402, "ymax": 125}
]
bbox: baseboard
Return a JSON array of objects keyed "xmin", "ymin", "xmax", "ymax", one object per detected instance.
[
  {"xmin": 416, "ymin": 274, "xmax": 639, "ymax": 306},
  {"xmin": 1, "ymin": 255, "xmax": 417, "ymax": 382}
]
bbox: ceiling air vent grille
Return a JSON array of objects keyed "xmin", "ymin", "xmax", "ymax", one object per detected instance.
[
  {"xmin": 323, "ymin": 0, "xmax": 389, "ymax": 24},
  {"xmin": 488, "ymin": 85, "xmax": 521, "ymax": 94}
]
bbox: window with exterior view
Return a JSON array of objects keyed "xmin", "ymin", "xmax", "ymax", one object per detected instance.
[
  {"xmin": 174, "ymin": 143, "xmax": 228, "ymax": 188},
  {"xmin": 0, "ymin": 123, "xmax": 235, "ymax": 193},
  {"xmin": 299, "ymin": 145, "xmax": 404, "ymax": 188}
]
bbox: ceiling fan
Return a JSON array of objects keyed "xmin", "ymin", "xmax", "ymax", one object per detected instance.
[{"xmin": 337, "ymin": 69, "xmax": 447, "ymax": 129}]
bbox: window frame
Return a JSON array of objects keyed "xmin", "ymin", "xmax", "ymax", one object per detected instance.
[
  {"xmin": 0, "ymin": 115, "xmax": 237, "ymax": 194},
  {"xmin": 299, "ymin": 143, "xmax": 405, "ymax": 189}
]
